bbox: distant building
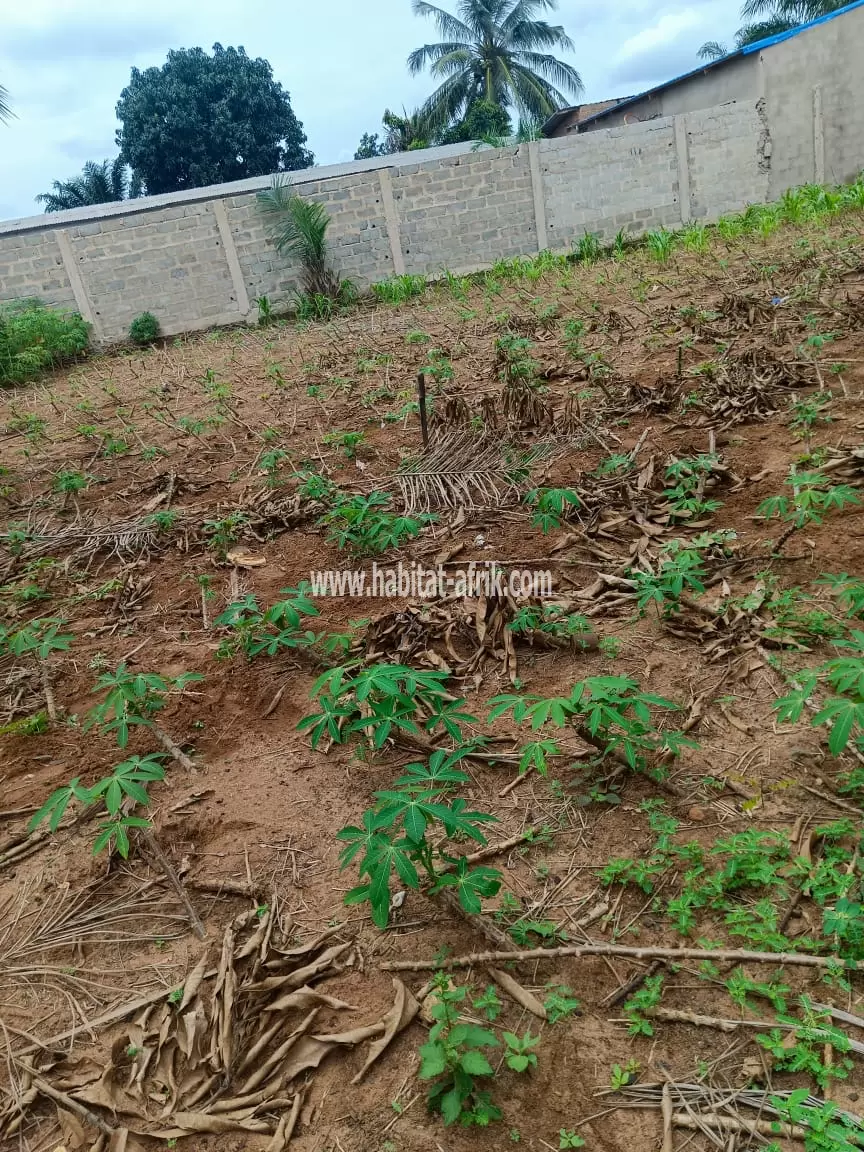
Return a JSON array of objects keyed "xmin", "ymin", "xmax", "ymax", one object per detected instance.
[
  {"xmin": 542, "ymin": 100, "xmax": 631, "ymax": 137},
  {"xmin": 542, "ymin": 0, "xmax": 864, "ymax": 193}
]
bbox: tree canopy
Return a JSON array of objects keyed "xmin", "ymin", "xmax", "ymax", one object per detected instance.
[
  {"xmin": 36, "ymin": 158, "xmax": 143, "ymax": 213},
  {"xmin": 408, "ymin": 0, "xmax": 582, "ymax": 132},
  {"xmin": 116, "ymin": 44, "xmax": 313, "ymax": 195}
]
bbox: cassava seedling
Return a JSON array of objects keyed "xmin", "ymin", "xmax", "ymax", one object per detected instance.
[
  {"xmin": 84, "ymin": 663, "xmax": 203, "ymax": 769},
  {"xmin": 336, "ymin": 746, "xmax": 500, "ymax": 928},
  {"xmin": 299, "ymin": 663, "xmax": 475, "ymax": 752},
  {"xmin": 489, "ymin": 676, "xmax": 692, "ymax": 776},
  {"xmin": 214, "ymin": 584, "xmax": 319, "ymax": 660},
  {"xmin": 1, "ymin": 616, "xmax": 72, "ymax": 722}
]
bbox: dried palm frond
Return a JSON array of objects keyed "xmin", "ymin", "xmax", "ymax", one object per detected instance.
[
  {"xmin": 396, "ymin": 431, "xmax": 552, "ymax": 513},
  {"xmin": 430, "ymin": 393, "xmax": 471, "ymax": 429},
  {"xmin": 501, "ymin": 379, "xmax": 553, "ymax": 429}
]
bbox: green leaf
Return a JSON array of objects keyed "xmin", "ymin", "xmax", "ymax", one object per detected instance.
[
  {"xmin": 460, "ymin": 1050, "xmax": 494, "ymax": 1076},
  {"xmin": 419, "ymin": 1040, "xmax": 448, "ymax": 1079}
]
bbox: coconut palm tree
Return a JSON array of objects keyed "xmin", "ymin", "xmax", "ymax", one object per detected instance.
[
  {"xmin": 36, "ymin": 157, "xmax": 143, "ymax": 213},
  {"xmin": 408, "ymin": 0, "xmax": 583, "ymax": 133}
]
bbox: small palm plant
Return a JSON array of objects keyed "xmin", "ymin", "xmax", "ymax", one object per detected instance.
[{"xmin": 257, "ymin": 177, "xmax": 345, "ymax": 302}]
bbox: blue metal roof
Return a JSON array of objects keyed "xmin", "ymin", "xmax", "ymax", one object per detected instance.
[{"xmin": 572, "ymin": 0, "xmax": 864, "ymax": 130}]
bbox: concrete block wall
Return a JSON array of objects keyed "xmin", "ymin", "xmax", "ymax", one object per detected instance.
[
  {"xmin": 686, "ymin": 102, "xmax": 770, "ymax": 218},
  {"xmin": 391, "ymin": 148, "xmax": 536, "ymax": 273},
  {"xmin": 0, "ymin": 230, "xmax": 76, "ymax": 312},
  {"xmin": 542, "ymin": 119, "xmax": 680, "ymax": 244},
  {"xmin": 760, "ymin": 4, "xmax": 864, "ymax": 194},
  {"xmin": 225, "ymin": 169, "xmax": 395, "ymax": 306}
]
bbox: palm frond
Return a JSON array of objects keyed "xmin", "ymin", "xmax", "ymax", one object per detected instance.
[
  {"xmin": 698, "ymin": 40, "xmax": 728, "ymax": 59},
  {"xmin": 430, "ymin": 46, "xmax": 475, "ymax": 77},
  {"xmin": 507, "ymin": 18, "xmax": 574, "ymax": 51},
  {"xmin": 409, "ymin": 41, "xmax": 472, "ymax": 75},
  {"xmin": 515, "ymin": 50, "xmax": 582, "ymax": 96},
  {"xmin": 500, "ymin": 0, "xmax": 560, "ymax": 36},
  {"xmin": 412, "ymin": 0, "xmax": 474, "ymax": 41},
  {"xmin": 735, "ymin": 14, "xmax": 800, "ymax": 43},
  {"xmin": 396, "ymin": 430, "xmax": 551, "ymax": 512},
  {"xmin": 420, "ymin": 71, "xmax": 475, "ymax": 131},
  {"xmin": 0, "ymin": 84, "xmax": 11, "ymax": 124}
]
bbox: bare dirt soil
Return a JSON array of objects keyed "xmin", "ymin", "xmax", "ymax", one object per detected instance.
[{"xmin": 2, "ymin": 208, "xmax": 864, "ymax": 1152}]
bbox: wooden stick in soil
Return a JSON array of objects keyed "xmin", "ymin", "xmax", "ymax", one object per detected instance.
[
  {"xmin": 39, "ymin": 663, "xmax": 57, "ymax": 722},
  {"xmin": 672, "ymin": 1113, "xmax": 805, "ymax": 1140},
  {"xmin": 417, "ymin": 372, "xmax": 429, "ymax": 448},
  {"xmin": 602, "ymin": 958, "xmax": 664, "ymax": 1009},
  {"xmin": 21, "ymin": 1064, "xmax": 115, "ymax": 1137},
  {"xmin": 661, "ymin": 1083, "xmax": 674, "ymax": 1152},
  {"xmin": 141, "ymin": 830, "xmax": 206, "ymax": 940},
  {"xmin": 153, "ymin": 725, "xmax": 197, "ymax": 772},
  {"xmin": 380, "ymin": 942, "xmax": 851, "ymax": 973}
]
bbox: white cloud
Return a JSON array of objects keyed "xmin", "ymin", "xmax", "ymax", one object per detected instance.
[{"xmin": 618, "ymin": 10, "xmax": 702, "ymax": 60}]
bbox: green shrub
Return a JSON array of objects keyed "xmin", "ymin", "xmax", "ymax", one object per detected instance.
[
  {"xmin": 0, "ymin": 299, "xmax": 89, "ymax": 385},
  {"xmin": 129, "ymin": 312, "xmax": 160, "ymax": 345}
]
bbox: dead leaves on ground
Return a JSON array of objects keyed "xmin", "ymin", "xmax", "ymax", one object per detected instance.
[{"xmin": 3, "ymin": 904, "xmax": 418, "ymax": 1149}]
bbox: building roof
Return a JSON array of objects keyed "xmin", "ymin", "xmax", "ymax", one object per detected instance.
[
  {"xmin": 548, "ymin": 0, "xmax": 864, "ymax": 134},
  {"xmin": 542, "ymin": 99, "xmax": 631, "ymax": 135}
]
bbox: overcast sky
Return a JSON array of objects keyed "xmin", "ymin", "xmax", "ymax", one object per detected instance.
[{"xmin": 0, "ymin": 0, "xmax": 741, "ymax": 223}]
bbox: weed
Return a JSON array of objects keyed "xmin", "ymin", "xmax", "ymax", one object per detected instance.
[
  {"xmin": 543, "ymin": 984, "xmax": 581, "ymax": 1024},
  {"xmin": 52, "ymin": 469, "xmax": 91, "ymax": 494},
  {"xmin": 503, "ymin": 1031, "xmax": 539, "ymax": 1072},
  {"xmin": 423, "ymin": 347, "xmax": 455, "ymax": 385},
  {"xmin": 623, "ymin": 973, "xmax": 664, "ymax": 1036},
  {"xmin": 406, "ymin": 328, "xmax": 432, "ymax": 345},
  {"xmin": 0, "ymin": 299, "xmax": 89, "ymax": 385},
  {"xmin": 129, "ymin": 312, "xmax": 160, "ymax": 345},
  {"xmin": 573, "ymin": 231, "xmax": 602, "ymax": 264},
  {"xmin": 473, "ymin": 985, "xmax": 503, "ymax": 1021},
  {"xmin": 373, "ymin": 274, "xmax": 427, "ymax": 304},
  {"xmin": 609, "ymin": 1059, "xmax": 640, "ymax": 1090},
  {"xmin": 322, "ymin": 430, "xmax": 365, "ymax": 459},
  {"xmin": 420, "ymin": 975, "xmax": 502, "ymax": 1127},
  {"xmin": 756, "ymin": 1000, "xmax": 853, "ymax": 1089},
  {"xmin": 559, "ymin": 1130, "xmax": 586, "ymax": 1148},
  {"xmin": 646, "ymin": 228, "xmax": 675, "ymax": 262},
  {"xmin": 680, "ymin": 222, "xmax": 709, "ymax": 252}
]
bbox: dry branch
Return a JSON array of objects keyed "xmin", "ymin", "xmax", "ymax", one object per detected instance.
[{"xmin": 380, "ymin": 942, "xmax": 850, "ymax": 972}]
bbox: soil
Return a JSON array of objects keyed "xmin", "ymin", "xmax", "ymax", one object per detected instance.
[{"xmin": 2, "ymin": 210, "xmax": 864, "ymax": 1152}]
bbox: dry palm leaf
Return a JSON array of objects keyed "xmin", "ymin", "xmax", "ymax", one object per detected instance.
[{"xmin": 396, "ymin": 431, "xmax": 551, "ymax": 513}]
